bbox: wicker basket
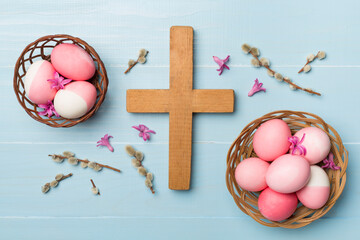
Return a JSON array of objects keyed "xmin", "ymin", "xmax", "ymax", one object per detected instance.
[
  {"xmin": 226, "ymin": 110, "xmax": 348, "ymax": 228},
  {"xmin": 13, "ymin": 34, "xmax": 108, "ymax": 128}
]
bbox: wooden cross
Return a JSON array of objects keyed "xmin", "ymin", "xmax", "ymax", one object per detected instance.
[{"xmin": 127, "ymin": 26, "xmax": 234, "ymax": 190}]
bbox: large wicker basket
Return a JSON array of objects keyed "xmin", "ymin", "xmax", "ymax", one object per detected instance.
[
  {"xmin": 13, "ymin": 34, "xmax": 108, "ymax": 128},
  {"xmin": 226, "ymin": 110, "xmax": 348, "ymax": 228}
]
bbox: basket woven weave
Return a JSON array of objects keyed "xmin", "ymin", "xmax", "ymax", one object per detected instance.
[
  {"xmin": 226, "ymin": 110, "xmax": 348, "ymax": 229},
  {"xmin": 13, "ymin": 34, "xmax": 108, "ymax": 128}
]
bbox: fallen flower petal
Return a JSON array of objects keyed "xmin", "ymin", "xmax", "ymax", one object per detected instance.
[
  {"xmin": 213, "ymin": 55, "xmax": 230, "ymax": 75},
  {"xmin": 132, "ymin": 124, "xmax": 156, "ymax": 141},
  {"xmin": 248, "ymin": 79, "xmax": 266, "ymax": 97},
  {"xmin": 96, "ymin": 134, "xmax": 114, "ymax": 152}
]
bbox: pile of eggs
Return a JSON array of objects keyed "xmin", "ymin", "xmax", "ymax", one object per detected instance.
[
  {"xmin": 24, "ymin": 43, "xmax": 97, "ymax": 119},
  {"xmin": 235, "ymin": 119, "xmax": 333, "ymax": 222}
]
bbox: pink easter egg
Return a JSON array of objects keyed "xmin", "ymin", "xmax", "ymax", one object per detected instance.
[
  {"xmin": 258, "ymin": 188, "xmax": 298, "ymax": 222},
  {"xmin": 266, "ymin": 154, "xmax": 310, "ymax": 193},
  {"xmin": 235, "ymin": 157, "xmax": 270, "ymax": 191},
  {"xmin": 24, "ymin": 60, "xmax": 57, "ymax": 104},
  {"xmin": 253, "ymin": 119, "xmax": 292, "ymax": 161},
  {"xmin": 54, "ymin": 81, "xmax": 97, "ymax": 119},
  {"xmin": 51, "ymin": 43, "xmax": 96, "ymax": 81},
  {"xmin": 296, "ymin": 165, "xmax": 330, "ymax": 209},
  {"xmin": 293, "ymin": 127, "xmax": 331, "ymax": 164}
]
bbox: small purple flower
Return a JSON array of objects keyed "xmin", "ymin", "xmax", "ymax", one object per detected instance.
[
  {"xmin": 96, "ymin": 134, "xmax": 114, "ymax": 152},
  {"xmin": 38, "ymin": 100, "xmax": 60, "ymax": 118},
  {"xmin": 213, "ymin": 55, "xmax": 230, "ymax": 75},
  {"xmin": 288, "ymin": 134, "xmax": 306, "ymax": 156},
  {"xmin": 47, "ymin": 72, "xmax": 72, "ymax": 90},
  {"xmin": 248, "ymin": 78, "xmax": 266, "ymax": 97},
  {"xmin": 322, "ymin": 153, "xmax": 340, "ymax": 170},
  {"xmin": 132, "ymin": 124, "xmax": 156, "ymax": 141}
]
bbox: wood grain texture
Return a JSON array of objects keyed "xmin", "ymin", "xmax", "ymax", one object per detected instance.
[
  {"xmin": 127, "ymin": 26, "xmax": 234, "ymax": 190},
  {"xmin": 1, "ymin": 0, "xmax": 360, "ymax": 239}
]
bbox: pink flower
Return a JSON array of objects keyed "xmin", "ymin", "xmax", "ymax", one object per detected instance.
[
  {"xmin": 132, "ymin": 124, "xmax": 156, "ymax": 141},
  {"xmin": 47, "ymin": 72, "xmax": 72, "ymax": 90},
  {"xmin": 288, "ymin": 134, "xmax": 306, "ymax": 156},
  {"xmin": 38, "ymin": 100, "xmax": 59, "ymax": 118},
  {"xmin": 248, "ymin": 78, "xmax": 266, "ymax": 97},
  {"xmin": 322, "ymin": 153, "xmax": 340, "ymax": 170},
  {"xmin": 213, "ymin": 55, "xmax": 230, "ymax": 75},
  {"xmin": 96, "ymin": 134, "xmax": 114, "ymax": 152}
]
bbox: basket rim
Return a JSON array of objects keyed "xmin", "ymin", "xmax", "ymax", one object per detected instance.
[{"xmin": 13, "ymin": 34, "xmax": 109, "ymax": 128}]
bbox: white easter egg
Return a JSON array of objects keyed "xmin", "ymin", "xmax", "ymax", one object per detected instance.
[
  {"xmin": 54, "ymin": 81, "xmax": 97, "ymax": 119},
  {"xmin": 296, "ymin": 165, "xmax": 330, "ymax": 209},
  {"xmin": 24, "ymin": 60, "xmax": 57, "ymax": 104}
]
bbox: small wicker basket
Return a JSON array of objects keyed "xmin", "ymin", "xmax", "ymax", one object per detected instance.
[
  {"xmin": 226, "ymin": 110, "xmax": 348, "ymax": 229},
  {"xmin": 13, "ymin": 34, "xmax": 108, "ymax": 128}
]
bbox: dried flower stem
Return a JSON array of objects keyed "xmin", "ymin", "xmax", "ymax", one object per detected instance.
[
  {"xmin": 298, "ymin": 51, "xmax": 320, "ymax": 73},
  {"xmin": 90, "ymin": 179, "xmax": 100, "ymax": 195},
  {"xmin": 124, "ymin": 50, "xmax": 149, "ymax": 74},
  {"xmin": 125, "ymin": 145, "xmax": 155, "ymax": 194},
  {"xmin": 138, "ymin": 161, "xmax": 155, "ymax": 194},
  {"xmin": 49, "ymin": 154, "xmax": 121, "ymax": 173},
  {"xmin": 124, "ymin": 58, "xmax": 139, "ymax": 74},
  {"xmin": 42, "ymin": 173, "xmax": 72, "ymax": 194},
  {"xmin": 59, "ymin": 173, "xmax": 73, "ymax": 181},
  {"xmin": 248, "ymin": 49, "xmax": 321, "ymax": 96}
]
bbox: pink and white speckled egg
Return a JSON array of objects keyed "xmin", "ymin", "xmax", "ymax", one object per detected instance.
[
  {"xmin": 24, "ymin": 60, "xmax": 57, "ymax": 104},
  {"xmin": 54, "ymin": 81, "xmax": 97, "ymax": 119},
  {"xmin": 293, "ymin": 127, "xmax": 331, "ymax": 165},
  {"xmin": 51, "ymin": 43, "xmax": 96, "ymax": 81},
  {"xmin": 235, "ymin": 157, "xmax": 270, "ymax": 192},
  {"xmin": 258, "ymin": 188, "xmax": 298, "ymax": 222},
  {"xmin": 266, "ymin": 154, "xmax": 310, "ymax": 193},
  {"xmin": 253, "ymin": 119, "xmax": 292, "ymax": 161},
  {"xmin": 296, "ymin": 165, "xmax": 330, "ymax": 209}
]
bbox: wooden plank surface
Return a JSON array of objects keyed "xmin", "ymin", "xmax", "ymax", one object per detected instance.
[{"xmin": 1, "ymin": 0, "xmax": 360, "ymax": 239}]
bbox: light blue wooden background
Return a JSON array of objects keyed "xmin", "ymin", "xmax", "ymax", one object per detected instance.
[{"xmin": 0, "ymin": 0, "xmax": 359, "ymax": 239}]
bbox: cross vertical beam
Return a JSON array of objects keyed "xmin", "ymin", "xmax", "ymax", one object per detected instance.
[{"xmin": 168, "ymin": 27, "xmax": 194, "ymax": 189}]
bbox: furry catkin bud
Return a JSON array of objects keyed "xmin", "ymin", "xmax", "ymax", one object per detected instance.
[
  {"xmin": 146, "ymin": 172, "xmax": 154, "ymax": 181},
  {"xmin": 55, "ymin": 174, "xmax": 64, "ymax": 181},
  {"xmin": 128, "ymin": 59, "xmax": 135, "ymax": 66},
  {"xmin": 138, "ymin": 57, "xmax": 146, "ymax": 64},
  {"xmin": 135, "ymin": 151, "xmax": 144, "ymax": 161},
  {"xmin": 125, "ymin": 145, "xmax": 136, "ymax": 156},
  {"xmin": 274, "ymin": 73, "xmax": 283, "ymax": 81},
  {"xmin": 250, "ymin": 58, "xmax": 260, "ymax": 67},
  {"xmin": 50, "ymin": 180, "xmax": 59, "ymax": 188},
  {"xmin": 138, "ymin": 167, "xmax": 147, "ymax": 176},
  {"xmin": 91, "ymin": 187, "xmax": 99, "ymax": 195},
  {"xmin": 145, "ymin": 179, "xmax": 153, "ymax": 188},
  {"xmin": 131, "ymin": 158, "xmax": 141, "ymax": 168},
  {"xmin": 317, "ymin": 51, "xmax": 326, "ymax": 60},
  {"xmin": 304, "ymin": 65, "xmax": 311, "ymax": 73},
  {"xmin": 260, "ymin": 57, "xmax": 270, "ymax": 66},
  {"xmin": 307, "ymin": 54, "xmax": 315, "ymax": 62},
  {"xmin": 250, "ymin": 47, "xmax": 260, "ymax": 56},
  {"xmin": 63, "ymin": 151, "xmax": 75, "ymax": 158},
  {"xmin": 138, "ymin": 49, "xmax": 147, "ymax": 57},
  {"xmin": 241, "ymin": 44, "xmax": 251, "ymax": 54},
  {"xmin": 68, "ymin": 157, "xmax": 79, "ymax": 165},
  {"xmin": 267, "ymin": 69, "xmax": 275, "ymax": 77},
  {"xmin": 88, "ymin": 161, "xmax": 97, "ymax": 169}
]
